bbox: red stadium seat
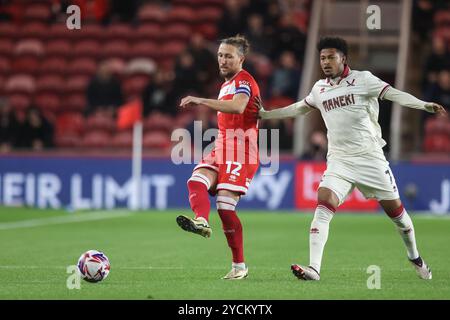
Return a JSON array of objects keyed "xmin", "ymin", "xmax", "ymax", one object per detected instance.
[
  {"xmin": 85, "ymin": 113, "xmax": 116, "ymax": 133},
  {"xmin": 111, "ymin": 131, "xmax": 133, "ymax": 148},
  {"xmin": 166, "ymin": 6, "xmax": 196, "ymax": 24},
  {"xmin": 423, "ymin": 133, "xmax": 450, "ymax": 153},
  {"xmin": 196, "ymin": 7, "xmax": 223, "ymax": 23},
  {"xmin": 143, "ymin": 114, "xmax": 174, "ymax": 133},
  {"xmin": 20, "ymin": 22, "xmax": 48, "ymax": 39},
  {"xmin": 46, "ymin": 40, "xmax": 72, "ymax": 57},
  {"xmin": 80, "ymin": 130, "xmax": 112, "ymax": 148},
  {"xmin": 160, "ymin": 40, "xmax": 187, "ymax": 59},
  {"xmin": 102, "ymin": 40, "xmax": 130, "ymax": 60},
  {"xmin": 36, "ymin": 75, "xmax": 65, "ymax": 94},
  {"xmin": 14, "ymin": 39, "xmax": 45, "ymax": 56},
  {"xmin": 54, "ymin": 132, "xmax": 81, "ymax": 148},
  {"xmin": 55, "ymin": 112, "xmax": 85, "ymax": 136},
  {"xmin": 0, "ymin": 24, "xmax": 18, "ymax": 39},
  {"xmin": 0, "ymin": 57, "xmax": 10, "ymax": 75},
  {"xmin": 73, "ymin": 40, "xmax": 101, "ymax": 58},
  {"xmin": 65, "ymin": 93, "xmax": 87, "ymax": 112},
  {"xmin": 74, "ymin": 24, "xmax": 105, "ymax": 41},
  {"xmin": 39, "ymin": 57, "xmax": 68, "ymax": 75},
  {"xmin": 137, "ymin": 4, "xmax": 166, "ymax": 24},
  {"xmin": 135, "ymin": 24, "xmax": 162, "ymax": 42},
  {"xmin": 5, "ymin": 74, "xmax": 36, "ymax": 93},
  {"xmin": 35, "ymin": 93, "xmax": 61, "ymax": 113},
  {"xmin": 106, "ymin": 24, "xmax": 135, "ymax": 42},
  {"xmin": 8, "ymin": 93, "xmax": 32, "ymax": 112},
  {"xmin": 0, "ymin": 40, "xmax": 14, "ymax": 58},
  {"xmin": 23, "ymin": 4, "xmax": 51, "ymax": 22},
  {"xmin": 65, "ymin": 75, "xmax": 90, "ymax": 94},
  {"xmin": 425, "ymin": 116, "xmax": 450, "ymax": 135},
  {"xmin": 11, "ymin": 56, "xmax": 40, "ymax": 74},
  {"xmin": 130, "ymin": 42, "xmax": 160, "ymax": 60},
  {"xmin": 194, "ymin": 23, "xmax": 217, "ymax": 40},
  {"xmin": 143, "ymin": 131, "xmax": 172, "ymax": 149},
  {"xmin": 48, "ymin": 24, "xmax": 76, "ymax": 41},
  {"xmin": 68, "ymin": 58, "xmax": 97, "ymax": 76},
  {"xmin": 165, "ymin": 23, "xmax": 192, "ymax": 41}
]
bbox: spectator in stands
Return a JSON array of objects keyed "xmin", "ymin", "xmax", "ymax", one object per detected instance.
[
  {"xmin": 86, "ymin": 61, "xmax": 124, "ymax": 117},
  {"xmin": 271, "ymin": 13, "xmax": 306, "ymax": 61},
  {"xmin": 217, "ymin": 0, "xmax": 247, "ymax": 38},
  {"xmin": 244, "ymin": 13, "xmax": 271, "ymax": 56},
  {"xmin": 0, "ymin": 98, "xmax": 20, "ymax": 152},
  {"xmin": 142, "ymin": 69, "xmax": 176, "ymax": 117},
  {"xmin": 186, "ymin": 33, "xmax": 218, "ymax": 96},
  {"xmin": 109, "ymin": 0, "xmax": 138, "ymax": 23},
  {"xmin": 424, "ymin": 70, "xmax": 450, "ymax": 121},
  {"xmin": 424, "ymin": 36, "xmax": 450, "ymax": 88},
  {"xmin": 17, "ymin": 106, "xmax": 54, "ymax": 150},
  {"xmin": 73, "ymin": 0, "xmax": 110, "ymax": 24},
  {"xmin": 170, "ymin": 51, "xmax": 202, "ymax": 107},
  {"xmin": 300, "ymin": 130, "xmax": 328, "ymax": 161},
  {"xmin": 412, "ymin": 0, "xmax": 436, "ymax": 41},
  {"xmin": 268, "ymin": 51, "xmax": 301, "ymax": 100}
]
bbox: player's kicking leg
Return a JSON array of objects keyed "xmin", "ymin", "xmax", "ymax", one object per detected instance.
[
  {"xmin": 292, "ymin": 187, "xmax": 339, "ymax": 281},
  {"xmin": 176, "ymin": 168, "xmax": 216, "ymax": 238},
  {"xmin": 216, "ymin": 189, "xmax": 248, "ymax": 280},
  {"xmin": 380, "ymin": 199, "xmax": 432, "ymax": 280}
]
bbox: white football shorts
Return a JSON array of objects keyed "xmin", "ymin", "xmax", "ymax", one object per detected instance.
[{"xmin": 319, "ymin": 149, "xmax": 400, "ymax": 206}]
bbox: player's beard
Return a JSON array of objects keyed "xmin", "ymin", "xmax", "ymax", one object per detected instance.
[{"xmin": 220, "ymin": 68, "xmax": 238, "ymax": 80}]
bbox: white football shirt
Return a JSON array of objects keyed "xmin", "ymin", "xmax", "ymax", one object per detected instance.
[{"xmin": 305, "ymin": 66, "xmax": 391, "ymax": 156}]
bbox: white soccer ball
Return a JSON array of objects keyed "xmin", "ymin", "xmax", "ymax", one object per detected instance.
[{"xmin": 77, "ymin": 250, "xmax": 110, "ymax": 283}]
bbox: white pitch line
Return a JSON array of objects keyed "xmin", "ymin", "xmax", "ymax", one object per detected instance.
[{"xmin": 0, "ymin": 210, "xmax": 134, "ymax": 231}]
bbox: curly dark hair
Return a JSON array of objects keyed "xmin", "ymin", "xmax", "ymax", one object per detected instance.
[
  {"xmin": 317, "ymin": 37, "xmax": 348, "ymax": 56},
  {"xmin": 220, "ymin": 34, "xmax": 250, "ymax": 56}
]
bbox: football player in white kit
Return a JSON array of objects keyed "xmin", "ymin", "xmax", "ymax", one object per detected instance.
[{"xmin": 259, "ymin": 37, "xmax": 447, "ymax": 281}]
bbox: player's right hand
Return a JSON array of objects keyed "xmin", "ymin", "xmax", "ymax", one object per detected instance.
[{"xmin": 180, "ymin": 96, "xmax": 203, "ymax": 108}]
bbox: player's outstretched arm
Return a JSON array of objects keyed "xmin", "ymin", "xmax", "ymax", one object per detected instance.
[
  {"xmin": 383, "ymin": 87, "xmax": 447, "ymax": 116},
  {"xmin": 179, "ymin": 94, "xmax": 249, "ymax": 114},
  {"xmin": 257, "ymin": 99, "xmax": 314, "ymax": 119}
]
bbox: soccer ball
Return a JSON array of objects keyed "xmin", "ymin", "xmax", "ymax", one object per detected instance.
[{"xmin": 77, "ymin": 250, "xmax": 110, "ymax": 283}]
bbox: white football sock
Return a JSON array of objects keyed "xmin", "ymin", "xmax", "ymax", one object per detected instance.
[
  {"xmin": 390, "ymin": 209, "xmax": 419, "ymax": 260},
  {"xmin": 232, "ymin": 262, "xmax": 246, "ymax": 270},
  {"xmin": 309, "ymin": 204, "xmax": 334, "ymax": 273}
]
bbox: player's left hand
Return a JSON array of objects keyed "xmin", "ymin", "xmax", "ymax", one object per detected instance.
[
  {"xmin": 425, "ymin": 102, "xmax": 447, "ymax": 117},
  {"xmin": 180, "ymin": 96, "xmax": 203, "ymax": 108}
]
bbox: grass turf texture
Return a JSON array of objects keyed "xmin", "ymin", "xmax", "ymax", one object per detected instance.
[{"xmin": 0, "ymin": 207, "xmax": 449, "ymax": 300}]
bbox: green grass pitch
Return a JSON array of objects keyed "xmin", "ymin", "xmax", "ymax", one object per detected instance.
[{"xmin": 0, "ymin": 207, "xmax": 449, "ymax": 300}]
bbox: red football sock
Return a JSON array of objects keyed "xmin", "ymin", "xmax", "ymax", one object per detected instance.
[
  {"xmin": 218, "ymin": 209, "xmax": 244, "ymax": 263},
  {"xmin": 187, "ymin": 180, "xmax": 211, "ymax": 222}
]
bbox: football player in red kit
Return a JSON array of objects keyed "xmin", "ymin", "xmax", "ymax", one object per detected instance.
[{"xmin": 176, "ymin": 35, "xmax": 260, "ymax": 280}]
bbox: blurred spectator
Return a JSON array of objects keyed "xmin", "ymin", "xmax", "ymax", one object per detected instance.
[
  {"xmin": 186, "ymin": 33, "xmax": 218, "ymax": 95},
  {"xmin": 244, "ymin": 14, "xmax": 272, "ymax": 56},
  {"xmin": 109, "ymin": 0, "xmax": 139, "ymax": 23},
  {"xmin": 217, "ymin": 0, "xmax": 247, "ymax": 38},
  {"xmin": 425, "ymin": 70, "xmax": 450, "ymax": 111},
  {"xmin": 268, "ymin": 51, "xmax": 301, "ymax": 100},
  {"xmin": 300, "ymin": 130, "xmax": 328, "ymax": 161},
  {"xmin": 142, "ymin": 70, "xmax": 176, "ymax": 117},
  {"xmin": 260, "ymin": 118, "xmax": 293, "ymax": 151},
  {"xmin": 17, "ymin": 107, "xmax": 54, "ymax": 150},
  {"xmin": 86, "ymin": 61, "xmax": 124, "ymax": 117},
  {"xmin": 424, "ymin": 36, "xmax": 450, "ymax": 88},
  {"xmin": 170, "ymin": 51, "xmax": 202, "ymax": 106},
  {"xmin": 271, "ymin": 13, "xmax": 306, "ymax": 60},
  {"xmin": 412, "ymin": 0, "xmax": 435, "ymax": 41},
  {"xmin": 0, "ymin": 98, "xmax": 20, "ymax": 152}
]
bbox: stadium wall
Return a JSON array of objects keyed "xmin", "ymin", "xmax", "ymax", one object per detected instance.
[{"xmin": 0, "ymin": 156, "xmax": 448, "ymax": 214}]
